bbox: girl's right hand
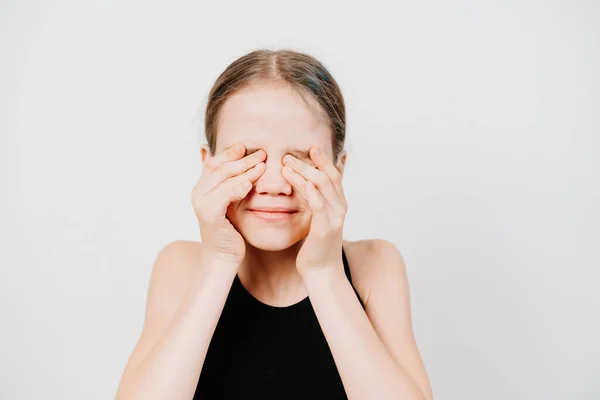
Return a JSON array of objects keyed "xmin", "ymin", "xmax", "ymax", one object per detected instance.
[{"xmin": 191, "ymin": 144, "xmax": 266, "ymax": 266}]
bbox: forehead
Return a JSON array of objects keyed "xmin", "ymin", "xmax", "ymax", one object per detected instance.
[{"xmin": 216, "ymin": 81, "xmax": 332, "ymax": 154}]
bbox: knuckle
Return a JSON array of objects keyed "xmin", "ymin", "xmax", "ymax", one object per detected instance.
[
  {"xmin": 217, "ymin": 161, "xmax": 234, "ymax": 176},
  {"xmin": 241, "ymin": 170, "xmax": 254, "ymax": 182},
  {"xmin": 244, "ymin": 155, "xmax": 257, "ymax": 167},
  {"xmin": 227, "ymin": 145, "xmax": 240, "ymax": 157},
  {"xmin": 237, "ymin": 182, "xmax": 250, "ymax": 194},
  {"xmin": 253, "ymin": 161, "xmax": 265, "ymax": 173}
]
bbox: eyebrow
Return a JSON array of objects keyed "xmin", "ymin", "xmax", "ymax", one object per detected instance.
[{"xmin": 245, "ymin": 147, "xmax": 312, "ymax": 161}]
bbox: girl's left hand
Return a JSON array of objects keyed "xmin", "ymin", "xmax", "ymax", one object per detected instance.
[{"xmin": 282, "ymin": 146, "xmax": 348, "ymax": 275}]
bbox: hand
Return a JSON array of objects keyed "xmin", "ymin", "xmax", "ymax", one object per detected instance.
[
  {"xmin": 192, "ymin": 144, "xmax": 266, "ymax": 266},
  {"xmin": 281, "ymin": 146, "xmax": 348, "ymax": 274}
]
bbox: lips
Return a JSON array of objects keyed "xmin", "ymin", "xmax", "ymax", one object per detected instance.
[
  {"xmin": 247, "ymin": 208, "xmax": 298, "ymax": 222},
  {"xmin": 247, "ymin": 208, "xmax": 297, "ymax": 213}
]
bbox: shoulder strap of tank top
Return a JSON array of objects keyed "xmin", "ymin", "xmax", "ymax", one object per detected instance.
[
  {"xmin": 342, "ymin": 246, "xmax": 352, "ymax": 281},
  {"xmin": 342, "ymin": 245, "xmax": 365, "ymax": 309}
]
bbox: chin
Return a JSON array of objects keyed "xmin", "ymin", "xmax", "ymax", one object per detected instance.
[
  {"xmin": 243, "ymin": 232, "xmax": 305, "ymax": 252},
  {"xmin": 227, "ymin": 207, "xmax": 310, "ymax": 252}
]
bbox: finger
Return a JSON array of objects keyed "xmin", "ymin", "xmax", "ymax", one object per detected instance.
[
  {"xmin": 209, "ymin": 162, "xmax": 265, "ymax": 213},
  {"xmin": 204, "ymin": 143, "xmax": 245, "ymax": 171},
  {"xmin": 283, "ymin": 154, "xmax": 342, "ymax": 211},
  {"xmin": 204, "ymin": 148, "xmax": 266, "ymax": 192},
  {"xmin": 282, "ymin": 165, "xmax": 310, "ymax": 203},
  {"xmin": 305, "ymin": 180, "xmax": 326, "ymax": 212},
  {"xmin": 309, "ymin": 146, "xmax": 345, "ymax": 200}
]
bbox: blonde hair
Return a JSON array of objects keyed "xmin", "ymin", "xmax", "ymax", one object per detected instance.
[{"xmin": 203, "ymin": 49, "xmax": 346, "ymax": 161}]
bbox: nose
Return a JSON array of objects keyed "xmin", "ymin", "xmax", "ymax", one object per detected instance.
[{"xmin": 253, "ymin": 156, "xmax": 293, "ymax": 196}]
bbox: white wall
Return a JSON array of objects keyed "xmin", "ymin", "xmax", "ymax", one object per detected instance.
[{"xmin": 1, "ymin": 1, "xmax": 598, "ymax": 399}]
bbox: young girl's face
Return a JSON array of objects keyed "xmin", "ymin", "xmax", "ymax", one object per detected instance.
[{"xmin": 202, "ymin": 81, "xmax": 345, "ymax": 252}]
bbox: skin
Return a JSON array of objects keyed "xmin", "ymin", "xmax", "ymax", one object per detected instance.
[
  {"xmin": 200, "ymin": 80, "xmax": 433, "ymax": 398},
  {"xmin": 116, "ymin": 80, "xmax": 433, "ymax": 400},
  {"xmin": 201, "ymin": 80, "xmax": 348, "ymax": 306}
]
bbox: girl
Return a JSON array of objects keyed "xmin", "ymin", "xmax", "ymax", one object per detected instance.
[{"xmin": 116, "ymin": 49, "xmax": 433, "ymax": 400}]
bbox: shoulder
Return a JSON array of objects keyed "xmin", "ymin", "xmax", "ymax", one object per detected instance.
[
  {"xmin": 343, "ymin": 238, "xmax": 403, "ymax": 260},
  {"xmin": 342, "ymin": 238, "xmax": 406, "ymax": 309},
  {"xmin": 155, "ymin": 239, "xmax": 203, "ymax": 265},
  {"xmin": 145, "ymin": 240, "xmax": 202, "ymax": 317},
  {"xmin": 150, "ymin": 240, "xmax": 202, "ymax": 288}
]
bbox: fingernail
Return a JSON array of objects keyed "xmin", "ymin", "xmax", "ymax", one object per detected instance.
[{"xmin": 312, "ymin": 147, "xmax": 320, "ymax": 156}]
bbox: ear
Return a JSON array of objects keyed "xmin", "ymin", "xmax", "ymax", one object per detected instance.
[
  {"xmin": 335, "ymin": 149, "xmax": 347, "ymax": 177},
  {"xmin": 200, "ymin": 144, "xmax": 211, "ymax": 163}
]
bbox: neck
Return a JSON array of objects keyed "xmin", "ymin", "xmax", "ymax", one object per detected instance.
[{"xmin": 237, "ymin": 238, "xmax": 307, "ymax": 306}]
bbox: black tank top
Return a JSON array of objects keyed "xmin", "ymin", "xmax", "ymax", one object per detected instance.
[{"xmin": 194, "ymin": 246, "xmax": 364, "ymax": 399}]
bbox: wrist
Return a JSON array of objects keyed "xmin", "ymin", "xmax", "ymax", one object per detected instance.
[
  {"xmin": 299, "ymin": 262, "xmax": 345, "ymax": 283},
  {"xmin": 185, "ymin": 255, "xmax": 239, "ymax": 296},
  {"xmin": 202, "ymin": 256, "xmax": 240, "ymax": 277},
  {"xmin": 185, "ymin": 251, "xmax": 240, "ymax": 284},
  {"xmin": 200, "ymin": 248, "xmax": 242, "ymax": 270}
]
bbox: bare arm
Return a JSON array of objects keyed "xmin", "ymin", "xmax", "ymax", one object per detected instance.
[
  {"xmin": 115, "ymin": 241, "xmax": 238, "ymax": 400},
  {"xmin": 301, "ymin": 240, "xmax": 433, "ymax": 400}
]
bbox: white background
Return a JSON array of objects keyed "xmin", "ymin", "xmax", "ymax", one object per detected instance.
[{"xmin": 1, "ymin": 1, "xmax": 599, "ymax": 399}]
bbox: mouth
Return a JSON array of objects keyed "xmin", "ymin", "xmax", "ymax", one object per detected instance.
[{"xmin": 247, "ymin": 209, "xmax": 298, "ymax": 222}]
